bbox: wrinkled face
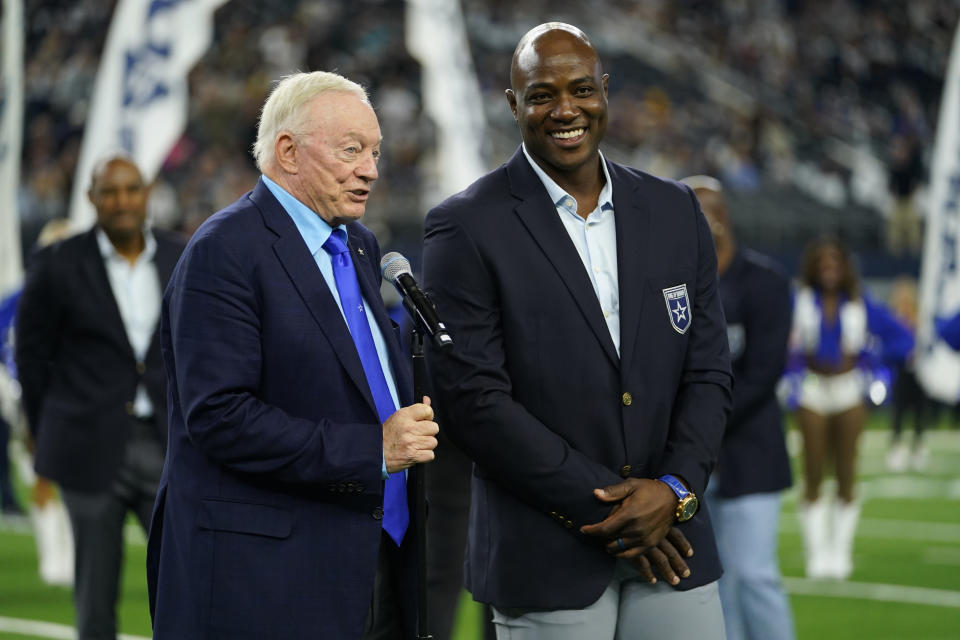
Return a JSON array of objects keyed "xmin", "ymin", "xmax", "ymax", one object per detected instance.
[
  {"xmin": 290, "ymin": 92, "xmax": 381, "ymax": 226},
  {"xmin": 88, "ymin": 159, "xmax": 148, "ymax": 243},
  {"xmin": 507, "ymin": 29, "xmax": 608, "ymax": 182}
]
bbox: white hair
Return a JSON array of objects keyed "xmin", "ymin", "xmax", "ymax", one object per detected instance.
[{"xmin": 253, "ymin": 71, "xmax": 370, "ymax": 171}]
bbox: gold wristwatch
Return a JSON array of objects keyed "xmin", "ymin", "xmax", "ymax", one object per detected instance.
[{"xmin": 658, "ymin": 474, "xmax": 699, "ymax": 522}]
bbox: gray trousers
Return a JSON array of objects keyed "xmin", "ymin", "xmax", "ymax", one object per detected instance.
[
  {"xmin": 492, "ymin": 561, "xmax": 726, "ymax": 640},
  {"xmin": 61, "ymin": 417, "xmax": 164, "ymax": 640}
]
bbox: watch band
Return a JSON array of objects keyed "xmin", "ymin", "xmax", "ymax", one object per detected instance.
[{"xmin": 658, "ymin": 474, "xmax": 690, "ymax": 499}]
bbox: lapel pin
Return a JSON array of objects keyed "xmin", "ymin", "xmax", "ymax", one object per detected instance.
[{"xmin": 356, "ymin": 248, "xmax": 365, "ymax": 256}]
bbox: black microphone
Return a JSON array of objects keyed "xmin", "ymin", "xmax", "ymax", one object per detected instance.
[{"xmin": 380, "ymin": 252, "xmax": 454, "ymax": 350}]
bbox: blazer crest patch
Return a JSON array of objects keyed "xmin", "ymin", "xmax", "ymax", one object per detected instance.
[{"xmin": 662, "ymin": 283, "xmax": 691, "ymax": 334}]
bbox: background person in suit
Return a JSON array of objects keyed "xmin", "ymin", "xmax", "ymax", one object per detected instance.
[
  {"xmin": 422, "ymin": 23, "xmax": 732, "ymax": 640},
  {"xmin": 15, "ymin": 153, "xmax": 185, "ymax": 640},
  {"xmin": 683, "ymin": 175, "xmax": 795, "ymax": 640},
  {"xmin": 147, "ymin": 71, "xmax": 439, "ymax": 640}
]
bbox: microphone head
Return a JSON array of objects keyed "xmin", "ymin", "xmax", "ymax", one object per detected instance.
[{"xmin": 380, "ymin": 251, "xmax": 412, "ymax": 283}]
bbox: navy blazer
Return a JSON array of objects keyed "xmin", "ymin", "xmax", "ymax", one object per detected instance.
[
  {"xmin": 147, "ymin": 180, "xmax": 416, "ymax": 639},
  {"xmin": 713, "ymin": 248, "xmax": 793, "ymax": 498},
  {"xmin": 422, "ymin": 148, "xmax": 732, "ymax": 609},
  {"xmin": 15, "ymin": 227, "xmax": 184, "ymax": 492}
]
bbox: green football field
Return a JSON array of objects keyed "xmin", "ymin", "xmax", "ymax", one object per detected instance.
[{"xmin": 1, "ymin": 413, "xmax": 958, "ymax": 639}]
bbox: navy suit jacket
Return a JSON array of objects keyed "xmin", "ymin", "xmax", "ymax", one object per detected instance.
[
  {"xmin": 713, "ymin": 248, "xmax": 793, "ymax": 498},
  {"xmin": 422, "ymin": 148, "xmax": 732, "ymax": 609},
  {"xmin": 15, "ymin": 227, "xmax": 184, "ymax": 492},
  {"xmin": 147, "ymin": 180, "xmax": 416, "ymax": 639}
]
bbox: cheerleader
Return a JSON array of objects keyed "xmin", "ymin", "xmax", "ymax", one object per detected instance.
[{"xmin": 790, "ymin": 238, "xmax": 910, "ymax": 579}]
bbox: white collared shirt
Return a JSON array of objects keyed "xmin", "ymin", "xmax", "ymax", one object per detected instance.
[
  {"xmin": 96, "ymin": 227, "xmax": 160, "ymax": 418},
  {"xmin": 521, "ymin": 145, "xmax": 621, "ymax": 354}
]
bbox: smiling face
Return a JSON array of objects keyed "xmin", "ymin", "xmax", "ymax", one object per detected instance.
[
  {"xmin": 506, "ymin": 25, "xmax": 609, "ymax": 188},
  {"xmin": 281, "ymin": 91, "xmax": 382, "ymax": 226}
]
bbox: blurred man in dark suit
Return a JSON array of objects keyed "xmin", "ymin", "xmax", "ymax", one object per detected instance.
[
  {"xmin": 16, "ymin": 153, "xmax": 185, "ymax": 640},
  {"xmin": 683, "ymin": 175, "xmax": 795, "ymax": 640}
]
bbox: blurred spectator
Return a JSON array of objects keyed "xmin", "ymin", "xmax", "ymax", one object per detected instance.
[
  {"xmin": 885, "ymin": 276, "xmax": 931, "ymax": 472},
  {"xmin": 885, "ymin": 135, "xmax": 925, "ymax": 256}
]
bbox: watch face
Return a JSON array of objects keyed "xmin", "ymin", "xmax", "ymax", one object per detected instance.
[{"xmin": 678, "ymin": 496, "xmax": 699, "ymax": 522}]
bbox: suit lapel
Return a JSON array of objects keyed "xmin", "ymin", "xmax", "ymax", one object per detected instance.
[
  {"xmin": 506, "ymin": 150, "xmax": 619, "ymax": 368},
  {"xmin": 610, "ymin": 162, "xmax": 651, "ymax": 376},
  {"xmin": 252, "ymin": 181, "xmax": 379, "ymax": 416},
  {"xmin": 80, "ymin": 229, "xmax": 135, "ymax": 359}
]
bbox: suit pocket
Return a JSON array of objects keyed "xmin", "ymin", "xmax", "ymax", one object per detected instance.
[{"xmin": 198, "ymin": 499, "xmax": 293, "ymax": 539}]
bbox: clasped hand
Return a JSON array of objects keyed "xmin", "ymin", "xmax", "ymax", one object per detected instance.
[
  {"xmin": 383, "ymin": 396, "xmax": 439, "ymax": 473},
  {"xmin": 580, "ymin": 478, "xmax": 693, "ymax": 585}
]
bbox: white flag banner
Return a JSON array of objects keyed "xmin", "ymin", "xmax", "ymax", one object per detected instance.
[
  {"xmin": 0, "ymin": 0, "xmax": 24, "ymax": 297},
  {"xmin": 405, "ymin": 0, "xmax": 487, "ymax": 205},
  {"xmin": 68, "ymin": 0, "xmax": 228, "ymax": 229},
  {"xmin": 917, "ymin": 21, "xmax": 960, "ymax": 403}
]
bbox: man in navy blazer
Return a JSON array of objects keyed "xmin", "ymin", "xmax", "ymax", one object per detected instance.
[
  {"xmin": 422, "ymin": 23, "xmax": 732, "ymax": 638},
  {"xmin": 148, "ymin": 71, "xmax": 438, "ymax": 639},
  {"xmin": 16, "ymin": 154, "xmax": 185, "ymax": 640}
]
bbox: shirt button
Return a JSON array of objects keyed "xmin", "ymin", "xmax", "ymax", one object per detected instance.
[
  {"xmin": 603, "ymin": 311, "xmax": 610, "ymax": 318},
  {"xmin": 622, "ymin": 392, "xmax": 633, "ymax": 406},
  {"xmin": 620, "ymin": 465, "xmax": 632, "ymax": 478},
  {"xmin": 372, "ymin": 507, "xmax": 384, "ymax": 520}
]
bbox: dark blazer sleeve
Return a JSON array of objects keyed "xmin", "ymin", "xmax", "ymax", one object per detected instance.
[
  {"xmin": 15, "ymin": 246, "xmax": 61, "ymax": 436},
  {"xmin": 423, "ymin": 204, "xmax": 622, "ymax": 533},
  {"xmin": 726, "ymin": 263, "xmax": 792, "ymax": 433},
  {"xmin": 164, "ymin": 227, "xmax": 382, "ymax": 485},
  {"xmin": 654, "ymin": 189, "xmax": 733, "ymax": 497}
]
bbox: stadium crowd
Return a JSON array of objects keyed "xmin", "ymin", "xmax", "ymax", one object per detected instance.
[{"xmin": 17, "ymin": 0, "xmax": 960, "ymax": 259}]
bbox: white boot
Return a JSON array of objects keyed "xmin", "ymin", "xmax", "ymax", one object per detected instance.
[
  {"xmin": 31, "ymin": 500, "xmax": 74, "ymax": 587},
  {"xmin": 799, "ymin": 498, "xmax": 832, "ymax": 578},
  {"xmin": 830, "ymin": 499, "xmax": 860, "ymax": 580}
]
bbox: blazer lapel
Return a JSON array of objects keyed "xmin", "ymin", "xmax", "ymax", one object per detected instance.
[
  {"xmin": 506, "ymin": 149, "xmax": 619, "ymax": 369},
  {"xmin": 81, "ymin": 229, "xmax": 135, "ymax": 359},
  {"xmin": 252, "ymin": 181, "xmax": 379, "ymax": 416},
  {"xmin": 610, "ymin": 162, "xmax": 652, "ymax": 376}
]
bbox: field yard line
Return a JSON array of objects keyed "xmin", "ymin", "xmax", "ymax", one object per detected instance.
[
  {"xmin": 783, "ymin": 577, "xmax": 960, "ymax": 607},
  {"xmin": 780, "ymin": 516, "xmax": 960, "ymax": 543},
  {"xmin": 0, "ymin": 616, "xmax": 149, "ymax": 639}
]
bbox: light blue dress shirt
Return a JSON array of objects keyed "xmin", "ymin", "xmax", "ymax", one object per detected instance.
[
  {"xmin": 261, "ymin": 175, "xmax": 403, "ymax": 425},
  {"xmin": 96, "ymin": 227, "xmax": 160, "ymax": 417},
  {"xmin": 521, "ymin": 145, "xmax": 621, "ymax": 354}
]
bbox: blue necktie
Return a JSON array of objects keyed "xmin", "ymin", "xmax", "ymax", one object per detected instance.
[{"xmin": 322, "ymin": 230, "xmax": 409, "ymax": 545}]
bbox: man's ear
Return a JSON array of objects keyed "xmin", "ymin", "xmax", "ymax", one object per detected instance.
[
  {"xmin": 274, "ymin": 132, "xmax": 299, "ymax": 174},
  {"xmin": 505, "ymin": 89, "xmax": 519, "ymax": 122}
]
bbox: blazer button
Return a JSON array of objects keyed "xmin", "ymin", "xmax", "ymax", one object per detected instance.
[
  {"xmin": 125, "ymin": 401, "xmax": 135, "ymax": 415},
  {"xmin": 136, "ymin": 361, "xmax": 146, "ymax": 375},
  {"xmin": 564, "ymin": 520, "xmax": 574, "ymax": 529},
  {"xmin": 620, "ymin": 465, "xmax": 632, "ymax": 478},
  {"xmin": 372, "ymin": 506, "xmax": 384, "ymax": 520},
  {"xmin": 621, "ymin": 392, "xmax": 633, "ymax": 406}
]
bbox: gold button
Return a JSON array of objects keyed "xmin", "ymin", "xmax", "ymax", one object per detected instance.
[
  {"xmin": 125, "ymin": 401, "xmax": 135, "ymax": 415},
  {"xmin": 621, "ymin": 392, "xmax": 633, "ymax": 406},
  {"xmin": 550, "ymin": 511, "xmax": 559, "ymax": 519},
  {"xmin": 620, "ymin": 465, "xmax": 632, "ymax": 478},
  {"xmin": 372, "ymin": 507, "xmax": 384, "ymax": 520},
  {"xmin": 136, "ymin": 361, "xmax": 146, "ymax": 375},
  {"xmin": 564, "ymin": 520, "xmax": 574, "ymax": 529}
]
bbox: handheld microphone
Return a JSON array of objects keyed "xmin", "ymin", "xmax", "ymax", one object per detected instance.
[{"xmin": 380, "ymin": 252, "xmax": 454, "ymax": 350}]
